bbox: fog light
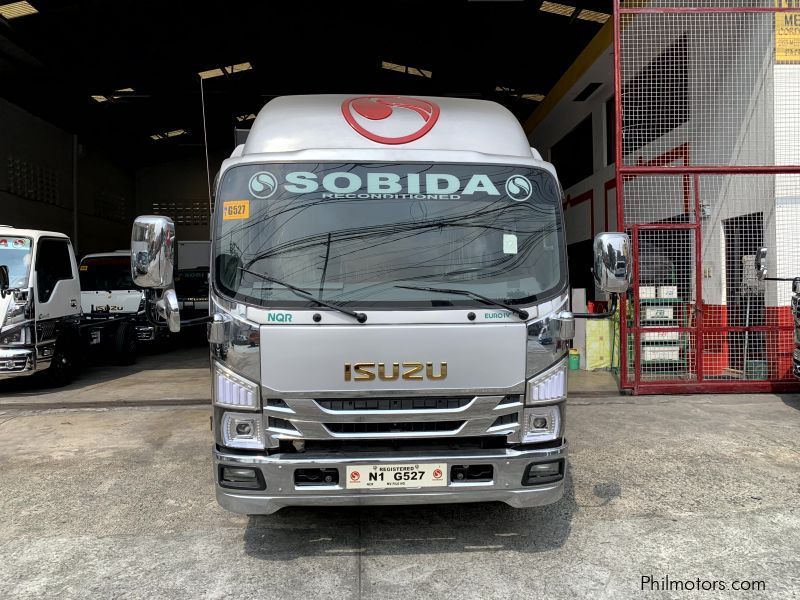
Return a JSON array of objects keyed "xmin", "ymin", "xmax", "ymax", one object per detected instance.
[
  {"xmin": 221, "ymin": 412, "xmax": 265, "ymax": 449},
  {"xmin": 219, "ymin": 466, "xmax": 265, "ymax": 490},
  {"xmin": 521, "ymin": 405, "xmax": 561, "ymax": 443},
  {"xmin": 522, "ymin": 460, "xmax": 563, "ymax": 486}
]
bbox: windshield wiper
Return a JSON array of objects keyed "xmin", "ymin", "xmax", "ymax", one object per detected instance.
[
  {"xmin": 395, "ymin": 284, "xmax": 530, "ymax": 320},
  {"xmin": 240, "ymin": 267, "xmax": 367, "ymax": 323}
]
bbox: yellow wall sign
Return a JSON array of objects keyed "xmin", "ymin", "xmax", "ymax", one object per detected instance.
[
  {"xmin": 222, "ymin": 200, "xmax": 250, "ymax": 220},
  {"xmin": 776, "ymin": 0, "xmax": 800, "ymax": 64}
]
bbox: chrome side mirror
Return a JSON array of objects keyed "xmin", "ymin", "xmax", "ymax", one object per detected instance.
[
  {"xmin": 156, "ymin": 289, "xmax": 181, "ymax": 333},
  {"xmin": 549, "ymin": 310, "xmax": 575, "ymax": 341},
  {"xmin": 0, "ymin": 265, "xmax": 8, "ymax": 298},
  {"xmin": 755, "ymin": 247, "xmax": 767, "ymax": 281},
  {"xmin": 131, "ymin": 216, "xmax": 175, "ymax": 289},
  {"xmin": 208, "ymin": 312, "xmax": 231, "ymax": 344},
  {"xmin": 593, "ymin": 232, "xmax": 631, "ymax": 294}
]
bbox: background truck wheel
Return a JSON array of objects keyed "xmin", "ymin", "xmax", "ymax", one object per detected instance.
[
  {"xmin": 115, "ymin": 322, "xmax": 138, "ymax": 366},
  {"xmin": 46, "ymin": 336, "xmax": 77, "ymax": 387}
]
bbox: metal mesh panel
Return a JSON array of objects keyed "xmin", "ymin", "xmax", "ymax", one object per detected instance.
[
  {"xmin": 631, "ymin": 228, "xmax": 698, "ymax": 381},
  {"xmin": 623, "ymin": 174, "xmax": 695, "ymax": 224},
  {"xmin": 620, "ymin": 11, "xmax": 800, "ymax": 167},
  {"xmin": 694, "ymin": 173, "xmax": 797, "ymax": 380},
  {"xmin": 639, "ymin": 332, "xmax": 698, "ymax": 381}
]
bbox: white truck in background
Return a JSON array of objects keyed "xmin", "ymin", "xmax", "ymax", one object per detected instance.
[
  {"xmin": 79, "ymin": 251, "xmax": 143, "ymax": 316},
  {"xmin": 130, "ymin": 95, "xmax": 631, "ymax": 514},
  {"xmin": 175, "ymin": 241, "xmax": 211, "ymax": 322},
  {"xmin": 76, "ymin": 244, "xmax": 211, "ymax": 343},
  {"xmin": 0, "ymin": 227, "xmax": 138, "ymax": 385}
]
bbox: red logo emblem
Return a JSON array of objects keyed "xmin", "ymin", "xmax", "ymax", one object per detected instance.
[
  {"xmin": 433, "ymin": 468, "xmax": 443, "ymax": 480},
  {"xmin": 350, "ymin": 470, "xmax": 361, "ymax": 482},
  {"xmin": 341, "ymin": 96, "xmax": 440, "ymax": 145}
]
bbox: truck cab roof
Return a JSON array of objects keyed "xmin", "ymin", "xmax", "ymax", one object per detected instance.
[
  {"xmin": 0, "ymin": 226, "xmax": 70, "ymax": 242},
  {"xmin": 240, "ymin": 95, "xmax": 535, "ymax": 157}
]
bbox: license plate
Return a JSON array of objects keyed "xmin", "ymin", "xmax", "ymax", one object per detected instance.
[{"xmin": 346, "ymin": 463, "xmax": 447, "ymax": 490}]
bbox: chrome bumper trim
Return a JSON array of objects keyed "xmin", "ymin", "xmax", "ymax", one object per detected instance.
[
  {"xmin": 264, "ymin": 395, "xmax": 525, "ymax": 444},
  {"xmin": 213, "ymin": 442, "xmax": 566, "ymax": 514},
  {"xmin": 0, "ymin": 347, "xmax": 36, "ymax": 378}
]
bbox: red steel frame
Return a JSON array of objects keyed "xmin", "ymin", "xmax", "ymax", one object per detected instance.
[{"xmin": 613, "ymin": 0, "xmax": 800, "ymax": 394}]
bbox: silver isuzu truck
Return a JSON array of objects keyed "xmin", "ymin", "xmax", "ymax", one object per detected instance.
[{"xmin": 130, "ymin": 95, "xmax": 630, "ymax": 513}]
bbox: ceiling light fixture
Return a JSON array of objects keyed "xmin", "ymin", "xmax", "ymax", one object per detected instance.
[
  {"xmin": 381, "ymin": 61, "xmax": 432, "ymax": 79},
  {"xmin": 198, "ymin": 62, "xmax": 253, "ymax": 80},
  {"xmin": 577, "ymin": 9, "xmax": 610, "ymax": 23},
  {"xmin": 539, "ymin": 1, "xmax": 576, "ymax": 17},
  {"xmin": 150, "ymin": 129, "xmax": 188, "ymax": 141},
  {"xmin": 496, "ymin": 86, "xmax": 544, "ymax": 102},
  {"xmin": 90, "ymin": 87, "xmax": 136, "ymax": 104},
  {"xmin": 0, "ymin": 1, "xmax": 38, "ymax": 19}
]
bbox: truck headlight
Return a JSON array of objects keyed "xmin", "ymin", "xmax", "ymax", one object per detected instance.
[
  {"xmin": 525, "ymin": 358, "xmax": 567, "ymax": 405},
  {"xmin": 0, "ymin": 324, "xmax": 32, "ymax": 345},
  {"xmin": 221, "ymin": 412, "xmax": 265, "ymax": 449},
  {"xmin": 213, "ymin": 361, "xmax": 259, "ymax": 410},
  {"xmin": 521, "ymin": 405, "xmax": 561, "ymax": 444}
]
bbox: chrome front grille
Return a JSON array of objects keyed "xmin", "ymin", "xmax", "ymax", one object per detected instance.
[
  {"xmin": 324, "ymin": 421, "xmax": 465, "ymax": 435},
  {"xmin": 0, "ymin": 355, "xmax": 30, "ymax": 373},
  {"xmin": 263, "ymin": 394, "xmax": 523, "ymax": 445},
  {"xmin": 316, "ymin": 397, "xmax": 472, "ymax": 411}
]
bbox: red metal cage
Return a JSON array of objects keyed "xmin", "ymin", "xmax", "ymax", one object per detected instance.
[{"xmin": 614, "ymin": 0, "xmax": 800, "ymax": 393}]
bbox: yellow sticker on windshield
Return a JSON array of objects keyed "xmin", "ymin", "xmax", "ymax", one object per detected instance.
[
  {"xmin": 79, "ymin": 265, "xmax": 88, "ymax": 271},
  {"xmin": 223, "ymin": 200, "xmax": 250, "ymax": 220}
]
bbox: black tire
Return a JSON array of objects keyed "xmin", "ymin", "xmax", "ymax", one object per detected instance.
[
  {"xmin": 114, "ymin": 322, "xmax": 138, "ymax": 366},
  {"xmin": 46, "ymin": 336, "xmax": 77, "ymax": 387}
]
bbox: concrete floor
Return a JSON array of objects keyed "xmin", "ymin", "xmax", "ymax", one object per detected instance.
[
  {"xmin": 0, "ymin": 343, "xmax": 210, "ymax": 409},
  {"xmin": 0, "ymin": 350, "xmax": 799, "ymax": 599}
]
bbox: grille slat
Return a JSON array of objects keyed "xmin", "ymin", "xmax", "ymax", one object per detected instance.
[
  {"xmin": 325, "ymin": 421, "xmax": 464, "ymax": 434},
  {"xmin": 316, "ymin": 397, "xmax": 472, "ymax": 412},
  {"xmin": 491, "ymin": 413, "xmax": 519, "ymax": 428},
  {"xmin": 268, "ymin": 417, "xmax": 298, "ymax": 432}
]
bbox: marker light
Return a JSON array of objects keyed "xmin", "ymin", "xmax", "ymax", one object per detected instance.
[
  {"xmin": 214, "ymin": 362, "xmax": 259, "ymax": 410},
  {"xmin": 221, "ymin": 412, "xmax": 265, "ymax": 450},
  {"xmin": 521, "ymin": 405, "xmax": 561, "ymax": 444},
  {"xmin": 525, "ymin": 358, "xmax": 567, "ymax": 405}
]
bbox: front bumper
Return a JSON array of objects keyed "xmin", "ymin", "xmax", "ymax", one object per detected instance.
[
  {"xmin": 214, "ymin": 441, "xmax": 566, "ymax": 514},
  {"xmin": 0, "ymin": 346, "xmax": 37, "ymax": 378},
  {"xmin": 135, "ymin": 325, "xmax": 156, "ymax": 341}
]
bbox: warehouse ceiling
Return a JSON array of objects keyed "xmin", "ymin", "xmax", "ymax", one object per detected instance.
[{"xmin": 0, "ymin": 0, "xmax": 611, "ymax": 168}]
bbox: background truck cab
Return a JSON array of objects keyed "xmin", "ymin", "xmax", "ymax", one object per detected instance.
[{"xmin": 0, "ymin": 227, "xmax": 138, "ymax": 385}]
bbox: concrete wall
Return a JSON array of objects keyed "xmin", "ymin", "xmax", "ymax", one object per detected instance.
[
  {"xmin": 0, "ymin": 97, "xmax": 134, "ymax": 257},
  {"xmin": 135, "ymin": 155, "xmax": 220, "ymax": 243}
]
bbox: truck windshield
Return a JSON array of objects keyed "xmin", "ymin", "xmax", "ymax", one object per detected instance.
[
  {"xmin": 79, "ymin": 256, "xmax": 136, "ymax": 291},
  {"xmin": 214, "ymin": 163, "xmax": 566, "ymax": 308},
  {"xmin": 0, "ymin": 236, "xmax": 32, "ymax": 289}
]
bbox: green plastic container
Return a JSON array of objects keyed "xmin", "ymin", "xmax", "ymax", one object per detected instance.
[
  {"xmin": 568, "ymin": 348, "xmax": 580, "ymax": 370},
  {"xmin": 744, "ymin": 360, "xmax": 768, "ymax": 380}
]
